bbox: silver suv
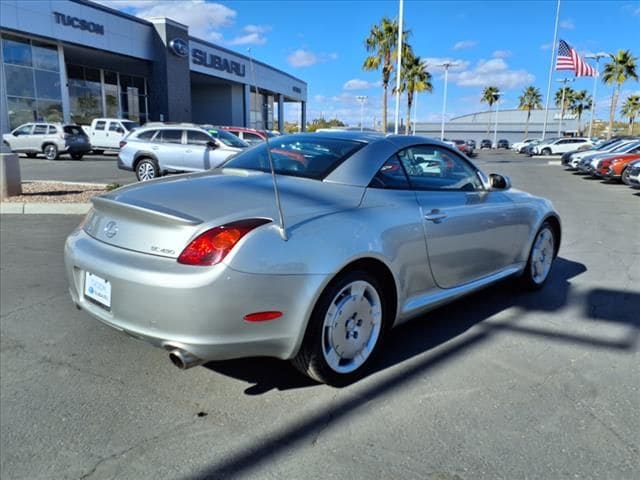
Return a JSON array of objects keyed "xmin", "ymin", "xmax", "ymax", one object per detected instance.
[
  {"xmin": 118, "ymin": 123, "xmax": 249, "ymax": 181},
  {"xmin": 2, "ymin": 123, "xmax": 92, "ymax": 160}
]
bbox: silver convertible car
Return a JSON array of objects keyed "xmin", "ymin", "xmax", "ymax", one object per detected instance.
[{"xmin": 64, "ymin": 132, "xmax": 561, "ymax": 385}]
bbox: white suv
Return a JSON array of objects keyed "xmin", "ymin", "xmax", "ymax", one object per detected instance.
[
  {"xmin": 118, "ymin": 123, "xmax": 249, "ymax": 181},
  {"xmin": 2, "ymin": 123, "xmax": 92, "ymax": 160},
  {"xmin": 532, "ymin": 137, "xmax": 591, "ymax": 155}
]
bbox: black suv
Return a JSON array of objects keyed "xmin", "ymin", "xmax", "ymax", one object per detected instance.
[{"xmin": 480, "ymin": 139, "xmax": 492, "ymax": 149}]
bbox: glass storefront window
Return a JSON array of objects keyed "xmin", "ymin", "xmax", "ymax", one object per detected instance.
[
  {"xmin": 104, "ymin": 71, "xmax": 117, "ymax": 85},
  {"xmin": 32, "ymin": 42, "xmax": 59, "ymax": 72},
  {"xmin": 35, "ymin": 70, "xmax": 62, "ymax": 100},
  {"xmin": 4, "ymin": 65, "xmax": 35, "ymax": 98},
  {"xmin": 36, "ymin": 100, "xmax": 63, "ymax": 123},
  {"xmin": 7, "ymin": 97, "xmax": 36, "ymax": 127},
  {"xmin": 2, "ymin": 36, "xmax": 32, "ymax": 67}
]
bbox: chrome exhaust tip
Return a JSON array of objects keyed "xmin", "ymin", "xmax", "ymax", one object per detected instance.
[{"xmin": 169, "ymin": 349, "xmax": 203, "ymax": 370}]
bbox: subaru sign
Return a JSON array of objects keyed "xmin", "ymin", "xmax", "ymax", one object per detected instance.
[{"xmin": 169, "ymin": 38, "xmax": 189, "ymax": 58}]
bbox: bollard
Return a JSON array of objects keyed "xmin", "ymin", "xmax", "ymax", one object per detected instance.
[{"xmin": 1, "ymin": 152, "xmax": 23, "ymax": 199}]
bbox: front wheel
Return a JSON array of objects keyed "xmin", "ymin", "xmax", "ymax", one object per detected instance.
[
  {"xmin": 621, "ymin": 167, "xmax": 631, "ymax": 185},
  {"xmin": 292, "ymin": 271, "xmax": 388, "ymax": 386},
  {"xmin": 43, "ymin": 144, "xmax": 58, "ymax": 160},
  {"xmin": 541, "ymin": 148, "xmax": 552, "ymax": 156},
  {"xmin": 520, "ymin": 221, "xmax": 556, "ymax": 290},
  {"xmin": 135, "ymin": 158, "xmax": 159, "ymax": 181}
]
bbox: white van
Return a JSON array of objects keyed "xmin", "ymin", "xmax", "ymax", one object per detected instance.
[{"xmin": 84, "ymin": 118, "xmax": 139, "ymax": 153}]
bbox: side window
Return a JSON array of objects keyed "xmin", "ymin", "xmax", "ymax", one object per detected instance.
[
  {"xmin": 48, "ymin": 125, "xmax": 58, "ymax": 135},
  {"xmin": 160, "ymin": 129, "xmax": 183, "ymax": 144},
  {"xmin": 136, "ymin": 130, "xmax": 157, "ymax": 141},
  {"xmin": 14, "ymin": 125, "xmax": 33, "ymax": 136},
  {"xmin": 398, "ymin": 145, "xmax": 484, "ymax": 191},
  {"xmin": 244, "ymin": 132, "xmax": 263, "ymax": 144},
  {"xmin": 108, "ymin": 122, "xmax": 121, "ymax": 132},
  {"xmin": 227, "ymin": 130, "xmax": 241, "ymax": 138},
  {"xmin": 33, "ymin": 124, "xmax": 48, "ymax": 135},
  {"xmin": 186, "ymin": 130, "xmax": 212, "ymax": 146},
  {"xmin": 94, "ymin": 121, "xmax": 106, "ymax": 131},
  {"xmin": 369, "ymin": 155, "xmax": 411, "ymax": 189}
]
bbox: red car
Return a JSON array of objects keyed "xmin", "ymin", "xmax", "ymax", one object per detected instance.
[
  {"xmin": 219, "ymin": 126, "xmax": 279, "ymax": 146},
  {"xmin": 596, "ymin": 153, "xmax": 640, "ymax": 183}
]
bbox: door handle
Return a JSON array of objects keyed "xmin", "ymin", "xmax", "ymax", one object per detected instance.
[
  {"xmin": 424, "ymin": 209, "xmax": 448, "ymax": 223},
  {"xmin": 151, "ymin": 146, "xmax": 159, "ymax": 150}
]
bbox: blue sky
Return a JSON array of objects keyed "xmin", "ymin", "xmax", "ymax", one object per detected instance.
[{"xmin": 99, "ymin": 0, "xmax": 640, "ymax": 126}]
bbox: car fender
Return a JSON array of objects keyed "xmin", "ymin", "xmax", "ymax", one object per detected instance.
[{"xmin": 133, "ymin": 151, "xmax": 160, "ymax": 168}]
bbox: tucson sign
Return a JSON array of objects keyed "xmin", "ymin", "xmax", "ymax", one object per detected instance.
[{"xmin": 53, "ymin": 12, "xmax": 104, "ymax": 35}]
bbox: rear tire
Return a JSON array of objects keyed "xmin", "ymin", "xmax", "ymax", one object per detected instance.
[
  {"xmin": 136, "ymin": 158, "xmax": 159, "ymax": 181},
  {"xmin": 621, "ymin": 167, "xmax": 631, "ymax": 185},
  {"xmin": 520, "ymin": 221, "xmax": 556, "ymax": 290},
  {"xmin": 292, "ymin": 270, "xmax": 388, "ymax": 386},
  {"xmin": 541, "ymin": 148, "xmax": 551, "ymax": 156},
  {"xmin": 43, "ymin": 144, "xmax": 58, "ymax": 160}
]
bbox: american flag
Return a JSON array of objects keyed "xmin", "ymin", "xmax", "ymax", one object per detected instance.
[{"xmin": 556, "ymin": 40, "xmax": 597, "ymax": 77}]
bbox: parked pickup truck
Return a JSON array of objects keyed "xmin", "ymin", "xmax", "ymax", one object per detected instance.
[{"xmin": 82, "ymin": 118, "xmax": 139, "ymax": 153}]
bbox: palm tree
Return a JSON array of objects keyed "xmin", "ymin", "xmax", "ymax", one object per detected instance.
[
  {"xmin": 602, "ymin": 49, "xmax": 639, "ymax": 139},
  {"xmin": 363, "ymin": 17, "xmax": 408, "ymax": 133},
  {"xmin": 570, "ymin": 90, "xmax": 592, "ymax": 136},
  {"xmin": 555, "ymin": 86, "xmax": 575, "ymax": 133},
  {"xmin": 620, "ymin": 94, "xmax": 640, "ymax": 134},
  {"xmin": 481, "ymin": 86, "xmax": 500, "ymax": 135},
  {"xmin": 396, "ymin": 51, "xmax": 433, "ymax": 134},
  {"xmin": 518, "ymin": 86, "xmax": 542, "ymax": 138}
]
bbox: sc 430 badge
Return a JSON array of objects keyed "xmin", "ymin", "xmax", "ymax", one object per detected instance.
[{"xmin": 150, "ymin": 246, "xmax": 176, "ymax": 255}]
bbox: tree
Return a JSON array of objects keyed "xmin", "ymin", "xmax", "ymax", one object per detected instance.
[
  {"xmin": 620, "ymin": 94, "xmax": 640, "ymax": 134},
  {"xmin": 396, "ymin": 50, "xmax": 432, "ymax": 134},
  {"xmin": 554, "ymin": 86, "xmax": 575, "ymax": 133},
  {"xmin": 305, "ymin": 117, "xmax": 346, "ymax": 133},
  {"xmin": 517, "ymin": 86, "xmax": 542, "ymax": 138},
  {"xmin": 602, "ymin": 49, "xmax": 638, "ymax": 139},
  {"xmin": 569, "ymin": 90, "xmax": 592, "ymax": 136},
  {"xmin": 481, "ymin": 86, "xmax": 500, "ymax": 135},
  {"xmin": 363, "ymin": 17, "xmax": 410, "ymax": 133}
]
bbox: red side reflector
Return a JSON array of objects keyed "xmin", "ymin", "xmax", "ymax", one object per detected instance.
[{"xmin": 243, "ymin": 311, "xmax": 283, "ymax": 322}]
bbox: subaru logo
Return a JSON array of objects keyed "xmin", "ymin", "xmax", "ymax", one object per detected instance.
[
  {"xmin": 104, "ymin": 221, "xmax": 119, "ymax": 238},
  {"xmin": 169, "ymin": 38, "xmax": 189, "ymax": 58}
]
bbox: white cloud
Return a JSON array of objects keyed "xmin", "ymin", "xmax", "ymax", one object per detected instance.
[
  {"xmin": 450, "ymin": 58, "xmax": 535, "ymax": 89},
  {"xmin": 540, "ymin": 43, "xmax": 552, "ymax": 50},
  {"xmin": 560, "ymin": 19, "xmax": 575, "ymax": 29},
  {"xmin": 287, "ymin": 49, "xmax": 337, "ymax": 68},
  {"xmin": 227, "ymin": 25, "xmax": 271, "ymax": 46},
  {"xmin": 343, "ymin": 79, "xmax": 378, "ymax": 90},
  {"xmin": 287, "ymin": 49, "xmax": 318, "ymax": 67},
  {"xmin": 493, "ymin": 50, "xmax": 512, "ymax": 58},
  {"xmin": 453, "ymin": 40, "xmax": 477, "ymax": 50}
]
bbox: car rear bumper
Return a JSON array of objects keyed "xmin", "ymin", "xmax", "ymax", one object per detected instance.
[
  {"xmin": 64, "ymin": 227, "xmax": 325, "ymax": 362},
  {"xmin": 117, "ymin": 156, "xmax": 133, "ymax": 171}
]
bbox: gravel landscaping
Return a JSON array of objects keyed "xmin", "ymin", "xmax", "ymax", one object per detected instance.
[{"xmin": 2, "ymin": 181, "xmax": 108, "ymax": 204}]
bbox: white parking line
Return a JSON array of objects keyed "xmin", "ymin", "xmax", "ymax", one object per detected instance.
[{"xmin": 547, "ymin": 161, "xmax": 561, "ymax": 166}]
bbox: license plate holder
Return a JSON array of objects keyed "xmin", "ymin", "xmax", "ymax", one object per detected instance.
[{"xmin": 84, "ymin": 271, "xmax": 111, "ymax": 310}]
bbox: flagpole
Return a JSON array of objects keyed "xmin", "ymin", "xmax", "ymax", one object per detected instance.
[
  {"xmin": 586, "ymin": 54, "xmax": 606, "ymax": 137},
  {"xmin": 394, "ymin": 0, "xmax": 404, "ymax": 134},
  {"xmin": 542, "ymin": 0, "xmax": 561, "ymax": 140}
]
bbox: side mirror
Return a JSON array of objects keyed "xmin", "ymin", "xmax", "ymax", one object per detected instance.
[
  {"xmin": 489, "ymin": 173, "xmax": 511, "ymax": 190},
  {"xmin": 207, "ymin": 140, "xmax": 218, "ymax": 149},
  {"xmin": 116, "ymin": 128, "xmax": 124, "ymax": 134},
  {"xmin": 13, "ymin": 131, "xmax": 19, "ymax": 136}
]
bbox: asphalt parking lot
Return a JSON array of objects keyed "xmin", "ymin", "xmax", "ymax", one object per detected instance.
[{"xmin": 1, "ymin": 150, "xmax": 639, "ymax": 479}]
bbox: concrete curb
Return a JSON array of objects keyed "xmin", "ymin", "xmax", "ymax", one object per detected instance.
[{"xmin": 1, "ymin": 202, "xmax": 91, "ymax": 215}]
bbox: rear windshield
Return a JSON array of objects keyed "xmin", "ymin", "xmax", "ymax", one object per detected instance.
[
  {"xmin": 223, "ymin": 136, "xmax": 365, "ymax": 180},
  {"xmin": 64, "ymin": 125, "xmax": 86, "ymax": 136},
  {"xmin": 121, "ymin": 121, "xmax": 139, "ymax": 131},
  {"xmin": 205, "ymin": 128, "xmax": 249, "ymax": 148}
]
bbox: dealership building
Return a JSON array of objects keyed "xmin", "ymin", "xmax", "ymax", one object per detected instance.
[{"xmin": 0, "ymin": 0, "xmax": 307, "ymax": 134}]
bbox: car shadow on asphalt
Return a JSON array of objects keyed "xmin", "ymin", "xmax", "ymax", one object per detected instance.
[
  {"xmin": 202, "ymin": 256, "xmax": 630, "ymax": 395},
  {"xmin": 193, "ymin": 257, "xmax": 640, "ymax": 479}
]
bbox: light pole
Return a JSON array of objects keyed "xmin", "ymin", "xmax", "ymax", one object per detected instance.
[
  {"xmin": 356, "ymin": 95, "xmax": 368, "ymax": 132},
  {"xmin": 556, "ymin": 77, "xmax": 575, "ymax": 136},
  {"xmin": 492, "ymin": 91, "xmax": 503, "ymax": 149},
  {"xmin": 439, "ymin": 61, "xmax": 458, "ymax": 140},
  {"xmin": 586, "ymin": 53, "xmax": 606, "ymax": 138}
]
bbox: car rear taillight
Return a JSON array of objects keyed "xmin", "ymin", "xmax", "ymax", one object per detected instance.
[
  {"xmin": 178, "ymin": 219, "xmax": 271, "ymax": 266},
  {"xmin": 119, "ymin": 141, "xmax": 127, "ymax": 149}
]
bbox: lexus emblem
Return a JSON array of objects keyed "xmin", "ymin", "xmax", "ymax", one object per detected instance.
[
  {"xmin": 104, "ymin": 221, "xmax": 119, "ymax": 238},
  {"xmin": 169, "ymin": 38, "xmax": 189, "ymax": 58}
]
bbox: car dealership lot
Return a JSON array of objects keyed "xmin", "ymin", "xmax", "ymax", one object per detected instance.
[{"xmin": 1, "ymin": 151, "xmax": 638, "ymax": 479}]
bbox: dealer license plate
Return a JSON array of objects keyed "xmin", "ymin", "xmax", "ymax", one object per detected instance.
[{"xmin": 84, "ymin": 272, "xmax": 111, "ymax": 309}]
